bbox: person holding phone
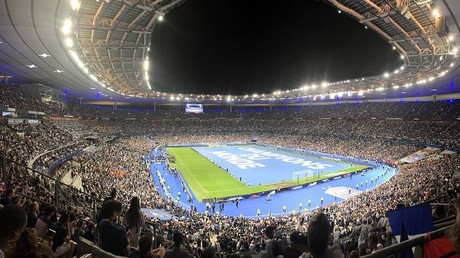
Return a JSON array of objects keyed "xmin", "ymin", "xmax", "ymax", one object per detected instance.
[
  {"xmin": 35, "ymin": 205, "xmax": 56, "ymax": 239},
  {"xmin": 51, "ymin": 213, "xmax": 75, "ymax": 258}
]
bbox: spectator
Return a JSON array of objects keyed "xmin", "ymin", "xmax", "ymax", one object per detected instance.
[
  {"xmin": 200, "ymin": 247, "xmax": 216, "ymax": 258},
  {"xmin": 26, "ymin": 202, "xmax": 40, "ymax": 228},
  {"xmin": 82, "ymin": 220, "xmax": 95, "ymax": 242},
  {"xmin": 164, "ymin": 232, "xmax": 194, "ymax": 258},
  {"xmin": 307, "ymin": 212, "xmax": 344, "ymax": 258},
  {"xmin": 0, "ymin": 205, "xmax": 27, "ymax": 258},
  {"xmin": 258, "ymin": 225, "xmax": 276, "ymax": 258},
  {"xmin": 98, "ymin": 199, "xmax": 129, "ymax": 256},
  {"xmin": 35, "ymin": 205, "xmax": 56, "ymax": 238},
  {"xmin": 104, "ymin": 188, "xmax": 117, "ymax": 203},
  {"xmin": 448, "ymin": 198, "xmax": 460, "ymax": 253},
  {"xmin": 124, "ymin": 196, "xmax": 146, "ymax": 248},
  {"xmin": 97, "ymin": 188, "xmax": 118, "ymax": 224},
  {"xmin": 0, "ymin": 188, "xmax": 14, "ymax": 206},
  {"xmin": 51, "ymin": 213, "xmax": 75, "ymax": 258},
  {"xmin": 284, "ymin": 231, "xmax": 308, "ymax": 258},
  {"xmin": 129, "ymin": 234, "xmax": 165, "ymax": 258},
  {"xmin": 7, "ymin": 228, "xmax": 53, "ymax": 258}
]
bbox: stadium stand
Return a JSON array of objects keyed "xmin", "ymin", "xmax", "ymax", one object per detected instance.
[{"xmin": 1, "ymin": 84, "xmax": 460, "ymax": 257}]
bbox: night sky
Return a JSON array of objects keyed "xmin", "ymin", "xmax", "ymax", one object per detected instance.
[{"xmin": 149, "ymin": 0, "xmax": 402, "ymax": 95}]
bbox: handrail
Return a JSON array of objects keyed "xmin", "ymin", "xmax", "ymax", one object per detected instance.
[
  {"xmin": 361, "ymin": 223, "xmax": 455, "ymax": 258},
  {"xmin": 47, "ymin": 148, "xmax": 84, "ymax": 175},
  {"xmin": 2, "ymin": 155, "xmax": 97, "ymax": 217}
]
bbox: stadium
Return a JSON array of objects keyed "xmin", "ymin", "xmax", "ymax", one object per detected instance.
[{"xmin": 0, "ymin": 0, "xmax": 459, "ymax": 257}]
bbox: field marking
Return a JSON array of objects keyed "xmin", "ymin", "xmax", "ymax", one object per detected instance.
[{"xmin": 169, "ymin": 148, "xmax": 208, "ymax": 194}]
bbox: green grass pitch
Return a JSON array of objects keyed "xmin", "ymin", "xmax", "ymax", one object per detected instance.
[{"xmin": 167, "ymin": 147, "xmax": 369, "ymax": 202}]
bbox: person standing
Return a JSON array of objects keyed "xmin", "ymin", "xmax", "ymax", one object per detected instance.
[
  {"xmin": 51, "ymin": 213, "xmax": 75, "ymax": 258},
  {"xmin": 123, "ymin": 196, "xmax": 145, "ymax": 248},
  {"xmin": 307, "ymin": 212, "xmax": 344, "ymax": 258},
  {"xmin": 98, "ymin": 200, "xmax": 129, "ymax": 256},
  {"xmin": 26, "ymin": 202, "xmax": 39, "ymax": 228},
  {"xmin": 35, "ymin": 206, "xmax": 56, "ymax": 238}
]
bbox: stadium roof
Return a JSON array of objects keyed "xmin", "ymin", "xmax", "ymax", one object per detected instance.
[{"xmin": 0, "ymin": 0, "xmax": 459, "ymax": 104}]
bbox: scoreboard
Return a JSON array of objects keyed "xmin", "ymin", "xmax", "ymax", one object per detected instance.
[{"xmin": 185, "ymin": 103, "xmax": 203, "ymax": 114}]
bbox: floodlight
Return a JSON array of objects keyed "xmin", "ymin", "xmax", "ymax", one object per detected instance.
[
  {"xmin": 71, "ymin": 0, "xmax": 80, "ymax": 10},
  {"xmin": 62, "ymin": 19, "xmax": 72, "ymax": 35},
  {"xmin": 65, "ymin": 38, "xmax": 74, "ymax": 47}
]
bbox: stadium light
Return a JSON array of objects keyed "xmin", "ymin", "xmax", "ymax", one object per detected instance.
[
  {"xmin": 90, "ymin": 74, "xmax": 98, "ymax": 82},
  {"xmin": 449, "ymin": 35, "xmax": 454, "ymax": 42},
  {"xmin": 69, "ymin": 50, "xmax": 78, "ymax": 61},
  {"xmin": 62, "ymin": 18, "xmax": 72, "ymax": 35},
  {"xmin": 71, "ymin": 0, "xmax": 80, "ymax": 10},
  {"xmin": 158, "ymin": 15, "xmax": 164, "ymax": 21},
  {"xmin": 65, "ymin": 38, "xmax": 74, "ymax": 48},
  {"xmin": 432, "ymin": 9, "xmax": 441, "ymax": 19},
  {"xmin": 383, "ymin": 73, "xmax": 390, "ymax": 78}
]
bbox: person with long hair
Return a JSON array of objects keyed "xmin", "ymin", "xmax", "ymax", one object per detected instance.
[
  {"xmin": 124, "ymin": 196, "xmax": 145, "ymax": 248},
  {"xmin": 7, "ymin": 228, "xmax": 53, "ymax": 258}
]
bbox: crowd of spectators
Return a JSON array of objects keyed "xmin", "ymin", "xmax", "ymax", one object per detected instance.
[
  {"xmin": 0, "ymin": 82, "xmax": 48, "ymax": 112},
  {"xmin": 32, "ymin": 140, "xmax": 91, "ymax": 173},
  {"xmin": 0, "ymin": 123, "xmax": 74, "ymax": 165},
  {"xmin": 62, "ymin": 100, "xmax": 460, "ymax": 121},
  {"xmin": 1, "ymin": 84, "xmax": 460, "ymax": 257}
]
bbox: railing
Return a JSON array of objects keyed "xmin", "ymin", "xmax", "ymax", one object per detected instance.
[
  {"xmin": 361, "ymin": 222, "xmax": 455, "ymax": 258},
  {"xmin": 1, "ymin": 155, "xmax": 99, "ymax": 218},
  {"xmin": 47, "ymin": 148, "xmax": 84, "ymax": 175}
]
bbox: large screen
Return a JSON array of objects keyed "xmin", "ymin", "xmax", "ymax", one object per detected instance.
[{"xmin": 185, "ymin": 103, "xmax": 203, "ymax": 114}]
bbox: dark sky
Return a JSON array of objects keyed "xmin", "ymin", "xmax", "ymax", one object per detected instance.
[{"xmin": 149, "ymin": 0, "xmax": 402, "ymax": 95}]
